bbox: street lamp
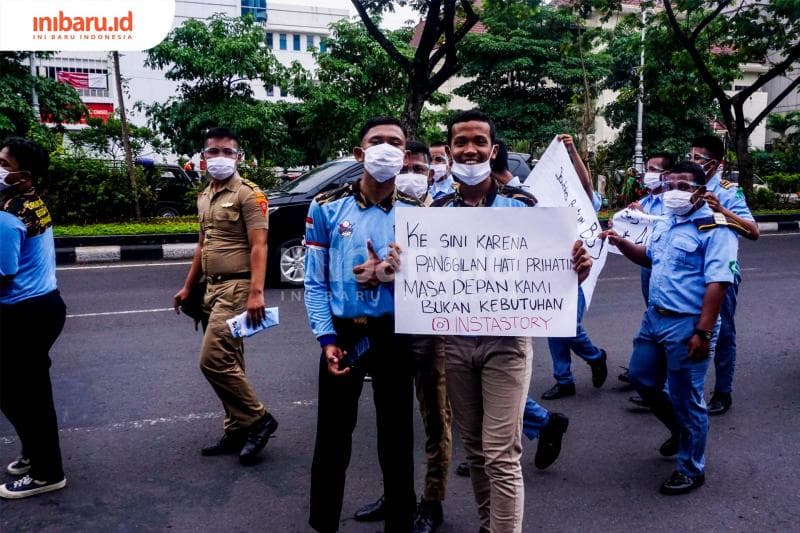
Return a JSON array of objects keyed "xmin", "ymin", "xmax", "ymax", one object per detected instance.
[{"xmin": 633, "ymin": 3, "xmax": 647, "ymax": 175}]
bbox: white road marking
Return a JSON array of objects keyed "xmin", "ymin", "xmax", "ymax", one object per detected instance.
[
  {"xmin": 760, "ymin": 232, "xmax": 800, "ymax": 237},
  {"xmin": 599, "ymin": 267, "xmax": 759, "ymax": 283},
  {"xmin": 67, "ymin": 308, "xmax": 173, "ymax": 318},
  {"xmin": 0, "ymin": 403, "xmax": 318, "ymax": 444},
  {"xmin": 58, "ymin": 261, "xmax": 191, "ymax": 271}
]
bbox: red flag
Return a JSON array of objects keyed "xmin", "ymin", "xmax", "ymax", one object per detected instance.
[{"xmin": 56, "ymin": 71, "xmax": 89, "ymax": 89}]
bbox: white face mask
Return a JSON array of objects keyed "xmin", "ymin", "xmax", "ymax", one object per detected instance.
[
  {"xmin": 395, "ymin": 172, "xmax": 429, "ymax": 201},
  {"xmin": 663, "ymin": 189, "xmax": 696, "ymax": 215},
  {"xmin": 643, "ymin": 172, "xmax": 662, "ymax": 190},
  {"xmin": 0, "ymin": 167, "xmax": 11, "ymax": 192},
  {"xmin": 431, "ymin": 163, "xmax": 448, "ymax": 181},
  {"xmin": 451, "ymin": 159, "xmax": 491, "ymax": 186},
  {"xmin": 206, "ymin": 157, "xmax": 237, "ymax": 181},
  {"xmin": 363, "ymin": 143, "xmax": 405, "ymax": 183}
]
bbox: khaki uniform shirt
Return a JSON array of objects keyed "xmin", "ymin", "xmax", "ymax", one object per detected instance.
[{"xmin": 197, "ymin": 176, "xmax": 269, "ymax": 276}]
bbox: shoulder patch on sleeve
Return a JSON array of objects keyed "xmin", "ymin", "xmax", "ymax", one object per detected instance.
[
  {"xmin": 315, "ymin": 182, "xmax": 355, "ymax": 205},
  {"xmin": 396, "ymin": 190, "xmax": 423, "ymax": 207},
  {"xmin": 498, "ymin": 185, "xmax": 537, "ymax": 207},
  {"xmin": 431, "ymin": 192, "xmax": 456, "ymax": 207}
]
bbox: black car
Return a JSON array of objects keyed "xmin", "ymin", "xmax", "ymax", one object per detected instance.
[
  {"xmin": 266, "ymin": 153, "xmax": 533, "ymax": 286},
  {"xmin": 138, "ymin": 163, "xmax": 203, "ymax": 217}
]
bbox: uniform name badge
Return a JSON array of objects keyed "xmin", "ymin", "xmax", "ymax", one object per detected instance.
[{"xmin": 713, "ymin": 212, "xmax": 727, "ymax": 226}]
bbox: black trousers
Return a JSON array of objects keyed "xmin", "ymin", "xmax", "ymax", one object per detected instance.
[
  {"xmin": 0, "ymin": 290, "xmax": 66, "ymax": 481},
  {"xmin": 309, "ymin": 316, "xmax": 415, "ymax": 533}
]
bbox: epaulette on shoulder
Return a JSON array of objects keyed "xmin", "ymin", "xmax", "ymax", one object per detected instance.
[
  {"xmin": 693, "ymin": 214, "xmax": 752, "ymax": 238},
  {"xmin": 240, "ymin": 178, "xmax": 262, "ymax": 192},
  {"xmin": 498, "ymin": 185, "xmax": 538, "ymax": 207},
  {"xmin": 314, "ymin": 182, "xmax": 354, "ymax": 205},
  {"xmin": 431, "ymin": 192, "xmax": 456, "ymax": 207},
  {"xmin": 718, "ymin": 179, "xmax": 736, "ymax": 190},
  {"xmin": 396, "ymin": 190, "xmax": 423, "ymax": 207}
]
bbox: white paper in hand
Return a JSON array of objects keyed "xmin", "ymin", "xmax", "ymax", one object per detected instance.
[{"xmin": 226, "ymin": 307, "xmax": 280, "ymax": 338}]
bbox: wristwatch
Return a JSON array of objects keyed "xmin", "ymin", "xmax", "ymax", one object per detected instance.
[{"xmin": 694, "ymin": 328, "xmax": 713, "ymax": 341}]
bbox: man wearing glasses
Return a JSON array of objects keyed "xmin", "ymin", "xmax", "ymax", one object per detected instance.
[
  {"xmin": 601, "ymin": 162, "xmax": 739, "ymax": 495},
  {"xmin": 687, "ymin": 136, "xmax": 758, "ymax": 416},
  {"xmin": 174, "ymin": 127, "xmax": 277, "ymax": 465}
]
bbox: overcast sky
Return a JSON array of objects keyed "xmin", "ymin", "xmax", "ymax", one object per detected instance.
[{"xmin": 274, "ymin": 0, "xmax": 420, "ymax": 29}]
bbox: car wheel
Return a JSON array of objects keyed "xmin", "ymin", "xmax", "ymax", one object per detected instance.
[
  {"xmin": 157, "ymin": 206, "xmax": 180, "ymax": 217},
  {"xmin": 279, "ymin": 239, "xmax": 306, "ymax": 286}
]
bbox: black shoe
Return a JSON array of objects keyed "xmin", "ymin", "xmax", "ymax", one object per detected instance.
[
  {"xmin": 659, "ymin": 471, "xmax": 705, "ymax": 495},
  {"xmin": 541, "ymin": 383, "xmax": 576, "ymax": 400},
  {"xmin": 413, "ymin": 498, "xmax": 443, "ymax": 533},
  {"xmin": 708, "ymin": 392, "xmax": 732, "ymax": 416},
  {"xmin": 659, "ymin": 434, "xmax": 679, "ymax": 457},
  {"xmin": 456, "ymin": 461, "xmax": 470, "ymax": 477},
  {"xmin": 354, "ymin": 495, "xmax": 385, "ymax": 522},
  {"xmin": 628, "ymin": 395, "xmax": 651, "ymax": 409},
  {"xmin": 239, "ymin": 413, "xmax": 279, "ymax": 465},
  {"xmin": 589, "ymin": 350, "xmax": 608, "ymax": 388},
  {"xmin": 201, "ymin": 431, "xmax": 246, "ymax": 456},
  {"xmin": 535, "ymin": 412, "xmax": 569, "ymax": 470}
]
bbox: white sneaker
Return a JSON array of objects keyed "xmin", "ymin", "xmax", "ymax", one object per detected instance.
[
  {"xmin": 6, "ymin": 456, "xmax": 31, "ymax": 475},
  {"xmin": 0, "ymin": 475, "xmax": 66, "ymax": 499}
]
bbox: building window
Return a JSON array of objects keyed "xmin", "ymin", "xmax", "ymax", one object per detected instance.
[
  {"xmin": 307, "ymin": 35, "xmax": 314, "ymax": 51},
  {"xmin": 241, "ymin": 0, "xmax": 267, "ymax": 22},
  {"xmin": 265, "ymin": 32, "xmax": 273, "ymax": 49},
  {"xmin": 293, "ymin": 34, "xmax": 301, "ymax": 51},
  {"xmin": 267, "ymin": 85, "xmax": 274, "ymax": 97},
  {"xmin": 278, "ymin": 86, "xmax": 284, "ymax": 97},
  {"xmin": 320, "ymin": 40, "xmax": 327, "ymax": 53},
  {"xmin": 279, "ymin": 33, "xmax": 287, "ymax": 50}
]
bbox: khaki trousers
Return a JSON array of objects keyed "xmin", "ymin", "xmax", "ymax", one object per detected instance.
[
  {"xmin": 201, "ymin": 279, "xmax": 266, "ymax": 432},
  {"xmin": 410, "ymin": 335, "xmax": 452, "ymax": 502},
  {"xmin": 443, "ymin": 336, "xmax": 532, "ymax": 533}
]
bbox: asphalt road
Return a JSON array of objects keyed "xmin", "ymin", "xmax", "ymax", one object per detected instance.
[{"xmin": 1, "ymin": 234, "xmax": 799, "ymax": 532}]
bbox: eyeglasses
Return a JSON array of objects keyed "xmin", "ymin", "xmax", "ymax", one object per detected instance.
[
  {"xmin": 431, "ymin": 155, "xmax": 449, "ymax": 164},
  {"xmin": 661, "ymin": 179, "xmax": 701, "ymax": 192},
  {"xmin": 686, "ymin": 152, "xmax": 712, "ymax": 163},
  {"xmin": 203, "ymin": 147, "xmax": 240, "ymax": 157},
  {"xmin": 404, "ymin": 164, "xmax": 430, "ymax": 174}
]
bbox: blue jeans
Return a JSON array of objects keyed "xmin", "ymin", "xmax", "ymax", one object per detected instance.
[
  {"xmin": 548, "ymin": 288, "xmax": 603, "ymax": 385},
  {"xmin": 713, "ymin": 275, "xmax": 740, "ymax": 393},
  {"xmin": 628, "ymin": 307, "xmax": 718, "ymax": 477},
  {"xmin": 522, "ymin": 397, "xmax": 549, "ymax": 440}
]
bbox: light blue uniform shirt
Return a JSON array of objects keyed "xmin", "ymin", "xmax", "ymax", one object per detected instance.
[
  {"xmin": 429, "ymin": 175, "xmax": 454, "ymax": 200},
  {"xmin": 706, "ymin": 173, "xmax": 755, "ymax": 221},
  {"xmin": 0, "ymin": 208, "xmax": 57, "ymax": 304},
  {"xmin": 646, "ymin": 204, "xmax": 739, "ymax": 315},
  {"xmin": 639, "ymin": 192, "xmax": 664, "ymax": 215},
  {"xmin": 304, "ymin": 180, "xmax": 419, "ymax": 343}
]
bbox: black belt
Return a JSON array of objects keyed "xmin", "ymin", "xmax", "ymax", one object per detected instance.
[
  {"xmin": 206, "ymin": 272, "xmax": 251, "ymax": 284},
  {"xmin": 654, "ymin": 306, "xmax": 696, "ymax": 317}
]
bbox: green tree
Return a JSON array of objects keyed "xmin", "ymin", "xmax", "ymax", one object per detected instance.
[
  {"xmin": 289, "ymin": 20, "xmax": 413, "ymax": 162},
  {"xmin": 68, "ymin": 116, "xmax": 168, "ymax": 161},
  {"xmin": 350, "ymin": 0, "xmax": 479, "ymax": 137},
  {"xmin": 0, "ymin": 52, "xmax": 85, "ymax": 141},
  {"xmin": 142, "ymin": 14, "xmax": 289, "ymax": 164},
  {"xmin": 456, "ymin": 0, "xmax": 610, "ymax": 156}
]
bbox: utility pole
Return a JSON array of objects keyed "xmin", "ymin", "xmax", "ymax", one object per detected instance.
[
  {"xmin": 633, "ymin": 4, "xmax": 647, "ymax": 175},
  {"xmin": 113, "ymin": 51, "xmax": 141, "ymax": 221},
  {"xmin": 29, "ymin": 53, "xmax": 40, "ymax": 119}
]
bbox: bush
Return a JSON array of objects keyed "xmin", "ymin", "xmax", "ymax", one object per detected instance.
[
  {"xmin": 238, "ymin": 164, "xmax": 281, "ymax": 192},
  {"xmin": 745, "ymin": 187, "xmax": 779, "ymax": 210},
  {"xmin": 40, "ymin": 156, "xmax": 154, "ymax": 224},
  {"xmin": 764, "ymin": 173, "xmax": 800, "ymax": 194}
]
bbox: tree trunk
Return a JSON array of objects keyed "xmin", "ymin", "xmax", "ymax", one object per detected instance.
[
  {"xmin": 113, "ymin": 51, "xmax": 141, "ymax": 221},
  {"xmin": 733, "ymin": 129, "xmax": 752, "ymax": 193},
  {"xmin": 401, "ymin": 87, "xmax": 426, "ymax": 140}
]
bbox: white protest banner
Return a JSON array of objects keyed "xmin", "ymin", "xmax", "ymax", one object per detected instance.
[
  {"xmin": 394, "ymin": 207, "xmax": 578, "ymax": 337},
  {"xmin": 525, "ymin": 136, "xmax": 607, "ymax": 308},
  {"xmin": 608, "ymin": 208, "xmax": 665, "ymax": 255}
]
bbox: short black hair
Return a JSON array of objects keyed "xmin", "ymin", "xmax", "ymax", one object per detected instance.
[
  {"xmin": 491, "ymin": 139, "xmax": 509, "ymax": 173},
  {"xmin": 358, "ymin": 116, "xmax": 407, "ymax": 144},
  {"xmin": 406, "ymin": 140, "xmax": 430, "ymax": 161},
  {"xmin": 204, "ymin": 127, "xmax": 240, "ymax": 147},
  {"xmin": 690, "ymin": 135, "xmax": 724, "ymax": 161},
  {"xmin": 0, "ymin": 137, "xmax": 49, "ymax": 181},
  {"xmin": 646, "ymin": 152, "xmax": 674, "ymax": 170},
  {"xmin": 667, "ymin": 161, "xmax": 707, "ymax": 185},
  {"xmin": 429, "ymin": 141, "xmax": 447, "ymax": 149},
  {"xmin": 447, "ymin": 109, "xmax": 496, "ymax": 144}
]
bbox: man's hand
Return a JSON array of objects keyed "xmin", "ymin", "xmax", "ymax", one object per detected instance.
[
  {"xmin": 599, "ymin": 229, "xmax": 623, "ymax": 247},
  {"xmin": 687, "ymin": 334, "xmax": 711, "ymax": 361},
  {"xmin": 323, "ymin": 344, "xmax": 350, "ymax": 377},
  {"xmin": 558, "ymin": 134, "xmax": 576, "ymax": 153},
  {"xmin": 571, "ymin": 240, "xmax": 593, "ymax": 284},
  {"xmin": 352, "ymin": 240, "xmax": 382, "ymax": 288},
  {"xmin": 627, "ymin": 201, "xmax": 643, "ymax": 212},
  {"xmin": 246, "ymin": 290, "xmax": 266, "ymax": 328},
  {"xmin": 173, "ymin": 287, "xmax": 190, "ymax": 314},
  {"xmin": 375, "ymin": 242, "xmax": 402, "ymax": 283},
  {"xmin": 703, "ymin": 191, "xmax": 722, "ymax": 212}
]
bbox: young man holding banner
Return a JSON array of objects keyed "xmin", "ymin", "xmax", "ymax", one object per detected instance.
[{"xmin": 432, "ymin": 110, "xmax": 592, "ymax": 532}]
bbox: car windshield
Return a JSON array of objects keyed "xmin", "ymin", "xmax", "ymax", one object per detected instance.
[{"xmin": 274, "ymin": 160, "xmax": 355, "ymax": 195}]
